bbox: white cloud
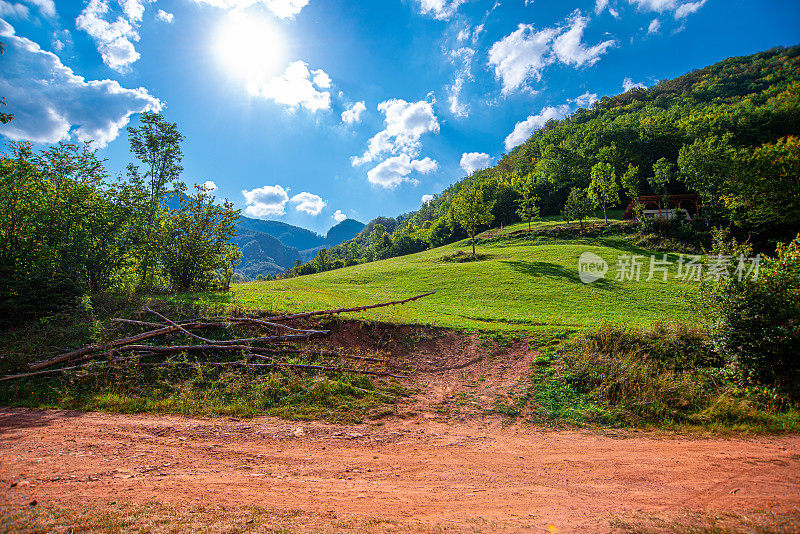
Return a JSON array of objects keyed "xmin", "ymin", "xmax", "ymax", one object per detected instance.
[
  {"xmin": 628, "ymin": 0, "xmax": 706, "ymax": 18},
  {"xmin": 488, "ymin": 11, "xmax": 613, "ymax": 94},
  {"xmin": 341, "ymin": 101, "xmax": 366, "ymax": 124},
  {"xmin": 504, "ymin": 104, "xmax": 570, "ymax": 152},
  {"xmin": 448, "ymin": 46, "xmax": 474, "ymax": 118},
  {"xmin": 352, "ymin": 98, "xmax": 439, "ymax": 165},
  {"xmin": 202, "ymin": 180, "xmax": 217, "ymax": 192},
  {"xmin": 572, "ymin": 91, "xmax": 598, "ymax": 108},
  {"xmin": 156, "ymin": 9, "xmax": 174, "ymax": 23},
  {"xmin": 242, "ymin": 185, "xmax": 290, "ymax": 217},
  {"xmin": 249, "ymin": 60, "xmax": 331, "ymax": 112},
  {"xmin": 674, "ymin": 0, "xmax": 706, "ymax": 19},
  {"xmin": 623, "ymin": 77, "xmax": 647, "ymax": 91},
  {"xmin": 0, "ymin": 20, "xmax": 161, "ymax": 147},
  {"xmin": 460, "ymin": 152, "xmax": 493, "ymax": 174},
  {"xmin": 367, "ymin": 154, "xmax": 437, "ymax": 189},
  {"xmin": 76, "ymin": 0, "xmax": 144, "ymax": 71},
  {"xmin": 594, "ymin": 0, "xmax": 609, "ymax": 14},
  {"xmin": 488, "ymin": 24, "xmax": 557, "ymax": 94},
  {"xmin": 21, "ymin": 0, "xmax": 54, "ymax": 17},
  {"xmin": 332, "ymin": 209, "xmax": 347, "ymax": 223},
  {"xmin": 552, "ymin": 12, "xmax": 615, "ymax": 68},
  {"xmin": 415, "ymin": 0, "xmax": 465, "ymax": 20},
  {"xmin": 421, "ymin": 194, "xmax": 434, "ymax": 204},
  {"xmin": 187, "ymin": 0, "xmax": 310, "ymax": 19},
  {"xmin": 290, "ymin": 192, "xmax": 326, "ymax": 216},
  {"xmin": 0, "ymin": 2, "xmax": 29, "ymax": 18},
  {"xmin": 648, "ymin": 18, "xmax": 661, "ymax": 34}
]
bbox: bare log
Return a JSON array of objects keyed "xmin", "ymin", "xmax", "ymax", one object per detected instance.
[
  {"xmin": 259, "ymin": 291, "xmax": 436, "ymax": 322},
  {"xmin": 28, "ymin": 323, "xmax": 216, "ymax": 371}
]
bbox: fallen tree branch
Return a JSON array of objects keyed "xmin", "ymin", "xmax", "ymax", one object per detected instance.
[
  {"xmin": 255, "ymin": 347, "xmax": 386, "ymax": 363},
  {"xmin": 259, "ymin": 291, "xmax": 436, "ymax": 322}
]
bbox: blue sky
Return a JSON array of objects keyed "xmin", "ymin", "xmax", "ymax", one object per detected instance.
[{"xmin": 1, "ymin": 0, "xmax": 798, "ymax": 233}]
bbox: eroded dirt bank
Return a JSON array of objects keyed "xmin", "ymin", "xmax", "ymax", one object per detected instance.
[{"xmin": 2, "ymin": 408, "xmax": 799, "ymax": 532}]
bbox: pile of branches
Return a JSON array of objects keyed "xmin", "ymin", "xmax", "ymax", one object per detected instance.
[{"xmin": 1, "ymin": 292, "xmax": 435, "ymax": 382}]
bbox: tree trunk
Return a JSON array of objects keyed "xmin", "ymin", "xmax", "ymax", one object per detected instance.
[
  {"xmin": 472, "ymin": 236, "xmax": 476, "ymax": 258},
  {"xmin": 602, "ymin": 205, "xmax": 608, "ymax": 223}
]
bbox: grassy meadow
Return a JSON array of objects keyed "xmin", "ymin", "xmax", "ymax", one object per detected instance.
[{"xmin": 181, "ymin": 219, "xmax": 701, "ymax": 335}]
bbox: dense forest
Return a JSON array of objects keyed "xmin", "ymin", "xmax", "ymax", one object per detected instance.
[{"xmin": 289, "ymin": 45, "xmax": 800, "ymax": 276}]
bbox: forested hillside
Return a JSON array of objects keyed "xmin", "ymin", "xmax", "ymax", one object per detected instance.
[{"xmin": 288, "ymin": 45, "xmax": 800, "ymax": 276}]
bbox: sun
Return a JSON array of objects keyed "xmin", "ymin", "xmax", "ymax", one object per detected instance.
[{"xmin": 215, "ymin": 13, "xmax": 285, "ymax": 83}]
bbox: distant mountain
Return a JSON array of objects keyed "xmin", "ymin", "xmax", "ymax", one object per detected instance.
[
  {"xmin": 165, "ymin": 193, "xmax": 364, "ymax": 278},
  {"xmin": 237, "ymin": 217, "xmax": 325, "ymax": 251},
  {"xmin": 233, "ymin": 227, "xmax": 301, "ymax": 278},
  {"xmin": 325, "ymin": 219, "xmax": 365, "ymax": 246}
]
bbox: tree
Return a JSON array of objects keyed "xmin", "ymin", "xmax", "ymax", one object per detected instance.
[
  {"xmin": 370, "ymin": 223, "xmax": 392, "ymax": 260},
  {"xmin": 0, "ymin": 42, "xmax": 13, "ymax": 125},
  {"xmin": 220, "ymin": 246, "xmax": 242, "ymax": 291},
  {"xmin": 159, "ymin": 185, "xmax": 240, "ymax": 291},
  {"xmin": 452, "ymin": 184, "xmax": 494, "ymax": 257},
  {"xmin": 621, "ymin": 163, "xmax": 640, "ymax": 198},
  {"xmin": 587, "ymin": 161, "xmax": 619, "ymax": 223},
  {"xmin": 126, "ymin": 112, "xmax": 185, "ymax": 289},
  {"xmin": 513, "ymin": 172, "xmax": 540, "ymax": 232},
  {"xmin": 562, "ymin": 187, "xmax": 594, "ymax": 233},
  {"xmin": 316, "ymin": 248, "xmax": 329, "ymax": 272}
]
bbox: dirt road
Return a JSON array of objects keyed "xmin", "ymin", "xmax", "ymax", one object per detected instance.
[{"xmin": 1, "ymin": 408, "xmax": 799, "ymax": 532}]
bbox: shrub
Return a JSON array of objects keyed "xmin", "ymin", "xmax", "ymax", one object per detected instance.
[{"xmin": 702, "ymin": 232, "xmax": 800, "ymax": 399}]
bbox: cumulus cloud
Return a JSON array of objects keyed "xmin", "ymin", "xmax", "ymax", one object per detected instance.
[
  {"xmin": 488, "ymin": 24, "xmax": 557, "ymax": 94},
  {"xmin": 572, "ymin": 91, "xmax": 599, "ymax": 108},
  {"xmin": 249, "ymin": 60, "xmax": 331, "ymax": 112},
  {"xmin": 553, "ymin": 12, "xmax": 615, "ymax": 67},
  {"xmin": 504, "ymin": 91, "xmax": 599, "ymax": 151},
  {"xmin": 156, "ymin": 9, "xmax": 174, "ymax": 23},
  {"xmin": 202, "ymin": 180, "xmax": 217, "ymax": 192},
  {"xmin": 367, "ymin": 154, "xmax": 437, "ymax": 189},
  {"xmin": 628, "ymin": 0, "xmax": 707, "ymax": 18},
  {"xmin": 460, "ymin": 152, "xmax": 493, "ymax": 174},
  {"xmin": 594, "ymin": 0, "xmax": 609, "ymax": 15},
  {"xmin": 242, "ymin": 184, "xmax": 290, "ymax": 217},
  {"xmin": 0, "ymin": 2, "xmax": 29, "ymax": 18},
  {"xmin": 21, "ymin": 0, "xmax": 54, "ymax": 17},
  {"xmin": 448, "ymin": 46, "xmax": 474, "ymax": 118},
  {"xmin": 504, "ymin": 104, "xmax": 570, "ymax": 151},
  {"xmin": 332, "ymin": 209, "xmax": 347, "ymax": 223},
  {"xmin": 187, "ymin": 0, "xmax": 310, "ymax": 19},
  {"xmin": 674, "ymin": 0, "xmax": 706, "ymax": 19},
  {"xmin": 488, "ymin": 11, "xmax": 613, "ymax": 94},
  {"xmin": 0, "ymin": 20, "xmax": 161, "ymax": 147},
  {"xmin": 421, "ymin": 194, "xmax": 434, "ymax": 204},
  {"xmin": 76, "ymin": 0, "xmax": 145, "ymax": 71},
  {"xmin": 341, "ymin": 101, "xmax": 366, "ymax": 124},
  {"xmin": 415, "ymin": 0, "xmax": 465, "ymax": 20},
  {"xmin": 290, "ymin": 192, "xmax": 326, "ymax": 216},
  {"xmin": 648, "ymin": 18, "xmax": 661, "ymax": 34},
  {"xmin": 352, "ymin": 98, "xmax": 439, "ymax": 165},
  {"xmin": 623, "ymin": 77, "xmax": 647, "ymax": 91}
]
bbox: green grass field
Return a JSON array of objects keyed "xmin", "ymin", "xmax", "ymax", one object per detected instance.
[{"xmin": 183, "ymin": 222, "xmax": 701, "ymax": 333}]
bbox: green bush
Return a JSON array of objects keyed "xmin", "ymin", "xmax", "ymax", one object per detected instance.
[{"xmin": 702, "ymin": 233, "xmax": 800, "ymax": 399}]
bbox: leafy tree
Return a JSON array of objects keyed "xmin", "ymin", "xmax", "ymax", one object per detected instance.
[
  {"xmin": 452, "ymin": 184, "xmax": 494, "ymax": 257},
  {"xmin": 621, "ymin": 163, "xmax": 641, "ymax": 198},
  {"xmin": 513, "ymin": 172, "xmax": 540, "ymax": 232},
  {"xmin": 159, "ymin": 185, "xmax": 240, "ymax": 291},
  {"xmin": 562, "ymin": 187, "xmax": 594, "ymax": 233},
  {"xmin": 587, "ymin": 161, "xmax": 618, "ymax": 223},
  {"xmin": 126, "ymin": 112, "xmax": 185, "ymax": 289},
  {"xmin": 220, "ymin": 246, "xmax": 242, "ymax": 291},
  {"xmin": 370, "ymin": 223, "xmax": 392, "ymax": 259},
  {"xmin": 316, "ymin": 248, "xmax": 329, "ymax": 272},
  {"xmin": 0, "ymin": 42, "xmax": 13, "ymax": 125}
]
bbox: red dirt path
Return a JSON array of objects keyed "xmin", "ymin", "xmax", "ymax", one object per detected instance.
[{"xmin": 2, "ymin": 408, "xmax": 799, "ymax": 532}]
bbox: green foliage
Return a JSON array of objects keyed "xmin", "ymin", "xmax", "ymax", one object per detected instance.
[
  {"xmin": 701, "ymin": 231, "xmax": 800, "ymax": 399},
  {"xmin": 452, "ymin": 184, "xmax": 494, "ymax": 257},
  {"xmin": 512, "ymin": 172, "xmax": 540, "ymax": 231},
  {"xmin": 159, "ymin": 185, "xmax": 240, "ymax": 291},
  {"xmin": 620, "ymin": 163, "xmax": 640, "ymax": 198},
  {"xmin": 126, "ymin": 112, "xmax": 185, "ymax": 290},
  {"xmin": 587, "ymin": 162, "xmax": 619, "ymax": 223},
  {"xmin": 650, "ymin": 157, "xmax": 673, "ymax": 195},
  {"xmin": 561, "ymin": 187, "xmax": 594, "ymax": 231}
]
